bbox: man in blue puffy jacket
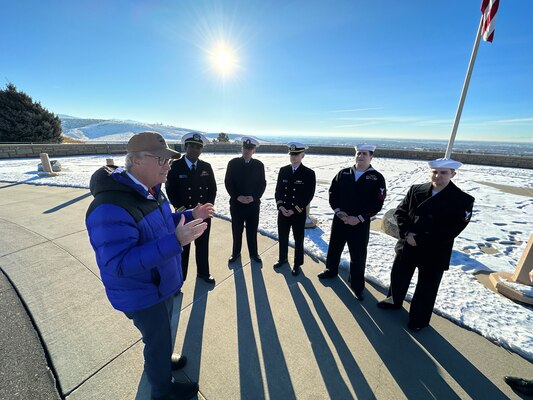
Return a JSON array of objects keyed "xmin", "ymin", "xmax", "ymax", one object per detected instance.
[{"xmin": 86, "ymin": 131, "xmax": 214, "ymax": 400}]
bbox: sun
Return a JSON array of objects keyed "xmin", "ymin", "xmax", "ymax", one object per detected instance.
[{"xmin": 209, "ymin": 42, "xmax": 238, "ymax": 77}]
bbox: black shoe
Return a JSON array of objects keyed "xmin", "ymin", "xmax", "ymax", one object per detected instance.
[
  {"xmin": 273, "ymin": 260, "xmax": 287, "ymax": 269},
  {"xmin": 171, "ymin": 353, "xmax": 187, "ymax": 370},
  {"xmin": 198, "ymin": 274, "xmax": 215, "ymax": 284},
  {"xmin": 317, "ymin": 270, "xmax": 337, "ymax": 279},
  {"xmin": 504, "ymin": 376, "xmax": 533, "ymax": 395},
  {"xmin": 154, "ymin": 381, "xmax": 199, "ymax": 400},
  {"xmin": 354, "ymin": 290, "xmax": 365, "ymax": 301},
  {"xmin": 377, "ymin": 299, "xmax": 402, "ymax": 309},
  {"xmin": 407, "ymin": 322, "xmax": 428, "ymax": 332},
  {"xmin": 251, "ymin": 254, "xmax": 262, "ymax": 263},
  {"xmin": 291, "ymin": 264, "xmax": 301, "ymax": 276},
  {"xmin": 228, "ymin": 254, "xmax": 240, "ymax": 263}
]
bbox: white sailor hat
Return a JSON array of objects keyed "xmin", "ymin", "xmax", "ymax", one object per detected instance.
[
  {"xmin": 287, "ymin": 141, "xmax": 308, "ymax": 155},
  {"xmin": 181, "ymin": 132, "xmax": 208, "ymax": 147},
  {"xmin": 355, "ymin": 144, "xmax": 376, "ymax": 152},
  {"xmin": 241, "ymin": 136, "xmax": 259, "ymax": 148},
  {"xmin": 428, "ymin": 158, "xmax": 463, "ymax": 170}
]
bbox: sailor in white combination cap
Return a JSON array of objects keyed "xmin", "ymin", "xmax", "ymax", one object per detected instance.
[
  {"xmin": 274, "ymin": 142, "xmax": 316, "ymax": 275},
  {"xmin": 241, "ymin": 136, "xmax": 260, "ymax": 149},
  {"xmin": 166, "ymin": 131, "xmax": 217, "ymax": 284},
  {"xmin": 181, "ymin": 132, "xmax": 208, "ymax": 147},
  {"xmin": 377, "ymin": 156, "xmax": 474, "ymax": 332},
  {"xmin": 318, "ymin": 144, "xmax": 386, "ymax": 300},
  {"xmin": 287, "ymin": 142, "xmax": 308, "ymax": 154}
]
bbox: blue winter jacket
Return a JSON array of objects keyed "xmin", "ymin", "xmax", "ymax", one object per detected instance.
[{"xmin": 86, "ymin": 166, "xmax": 192, "ymax": 312}]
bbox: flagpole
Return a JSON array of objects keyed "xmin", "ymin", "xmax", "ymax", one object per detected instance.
[{"xmin": 445, "ymin": 16, "xmax": 484, "ymax": 158}]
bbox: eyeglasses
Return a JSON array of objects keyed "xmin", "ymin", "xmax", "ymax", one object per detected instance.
[{"xmin": 145, "ymin": 154, "xmax": 170, "ymax": 166}]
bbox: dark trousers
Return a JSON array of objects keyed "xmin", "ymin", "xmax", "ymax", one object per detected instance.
[
  {"xmin": 182, "ymin": 218, "xmax": 211, "ymax": 280},
  {"xmin": 230, "ymin": 203, "xmax": 260, "ymax": 257},
  {"xmin": 388, "ymin": 245, "xmax": 444, "ymax": 327},
  {"xmin": 124, "ymin": 297, "xmax": 174, "ymax": 398},
  {"xmin": 277, "ymin": 211, "xmax": 306, "ymax": 265},
  {"xmin": 325, "ymin": 217, "xmax": 370, "ymax": 294}
]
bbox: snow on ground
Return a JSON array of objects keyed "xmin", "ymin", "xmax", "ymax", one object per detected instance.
[{"xmin": 0, "ymin": 153, "xmax": 532, "ymax": 361}]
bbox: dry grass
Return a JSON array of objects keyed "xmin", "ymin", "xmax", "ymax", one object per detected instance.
[{"xmin": 61, "ymin": 136, "xmax": 85, "ymax": 144}]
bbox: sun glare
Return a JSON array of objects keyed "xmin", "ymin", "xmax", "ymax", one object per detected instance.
[{"xmin": 209, "ymin": 42, "xmax": 238, "ymax": 77}]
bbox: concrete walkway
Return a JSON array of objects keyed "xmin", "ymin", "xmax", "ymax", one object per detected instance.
[{"xmin": 0, "ymin": 183, "xmax": 531, "ymax": 399}]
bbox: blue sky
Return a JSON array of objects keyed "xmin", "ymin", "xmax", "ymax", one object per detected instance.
[{"xmin": 1, "ymin": 0, "xmax": 532, "ymax": 142}]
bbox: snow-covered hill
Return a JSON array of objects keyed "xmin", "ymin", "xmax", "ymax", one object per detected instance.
[
  {"xmin": 59, "ymin": 117, "xmax": 259, "ymax": 144},
  {"xmin": 61, "ymin": 118, "xmax": 195, "ymax": 142}
]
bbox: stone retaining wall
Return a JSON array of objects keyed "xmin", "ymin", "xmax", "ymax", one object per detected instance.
[{"xmin": 0, "ymin": 143, "xmax": 531, "ymax": 169}]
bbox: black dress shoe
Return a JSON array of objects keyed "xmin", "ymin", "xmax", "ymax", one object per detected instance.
[
  {"xmin": 504, "ymin": 376, "xmax": 533, "ymax": 395},
  {"xmin": 228, "ymin": 254, "xmax": 240, "ymax": 263},
  {"xmin": 171, "ymin": 353, "xmax": 187, "ymax": 370},
  {"xmin": 273, "ymin": 260, "xmax": 287, "ymax": 269},
  {"xmin": 198, "ymin": 274, "xmax": 215, "ymax": 284},
  {"xmin": 407, "ymin": 322, "xmax": 428, "ymax": 332},
  {"xmin": 251, "ymin": 254, "xmax": 262, "ymax": 263},
  {"xmin": 354, "ymin": 290, "xmax": 365, "ymax": 301},
  {"xmin": 291, "ymin": 264, "xmax": 301, "ymax": 276},
  {"xmin": 317, "ymin": 269, "xmax": 337, "ymax": 279},
  {"xmin": 377, "ymin": 299, "xmax": 402, "ymax": 309}
]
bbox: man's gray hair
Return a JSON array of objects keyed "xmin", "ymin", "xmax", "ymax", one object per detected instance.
[{"xmin": 125, "ymin": 152, "xmax": 148, "ymax": 171}]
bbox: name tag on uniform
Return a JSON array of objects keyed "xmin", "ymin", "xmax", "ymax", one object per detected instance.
[
  {"xmin": 366, "ymin": 175, "xmax": 377, "ymax": 180},
  {"xmin": 342, "ymin": 171, "xmax": 351, "ymax": 175},
  {"xmin": 178, "ymin": 175, "xmax": 188, "ymax": 179},
  {"xmin": 200, "ymin": 171, "xmax": 209, "ymax": 177},
  {"xmin": 295, "ymin": 180, "xmax": 304, "ymax": 184},
  {"xmin": 282, "ymin": 179, "xmax": 288, "ymax": 183}
]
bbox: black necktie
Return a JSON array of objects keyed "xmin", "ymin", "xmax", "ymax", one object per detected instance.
[{"xmin": 191, "ymin": 164, "xmax": 196, "ymax": 173}]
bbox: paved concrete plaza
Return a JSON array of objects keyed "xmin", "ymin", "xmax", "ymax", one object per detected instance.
[{"xmin": 0, "ymin": 183, "xmax": 531, "ymax": 399}]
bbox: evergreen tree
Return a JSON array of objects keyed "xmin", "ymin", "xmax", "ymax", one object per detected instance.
[
  {"xmin": 216, "ymin": 132, "xmax": 230, "ymax": 143},
  {"xmin": 0, "ymin": 83, "xmax": 62, "ymax": 143}
]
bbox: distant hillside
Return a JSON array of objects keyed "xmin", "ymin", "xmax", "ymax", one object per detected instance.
[
  {"xmin": 60, "ymin": 118, "xmax": 109, "ymax": 130},
  {"xmin": 60, "ymin": 118, "xmax": 199, "ymax": 142},
  {"xmin": 59, "ymin": 116, "xmax": 265, "ymax": 144}
]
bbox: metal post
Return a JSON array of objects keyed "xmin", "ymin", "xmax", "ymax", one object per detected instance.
[{"xmin": 445, "ymin": 16, "xmax": 484, "ymax": 159}]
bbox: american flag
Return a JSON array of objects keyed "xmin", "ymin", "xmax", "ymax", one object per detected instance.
[{"xmin": 481, "ymin": 0, "xmax": 499, "ymax": 42}]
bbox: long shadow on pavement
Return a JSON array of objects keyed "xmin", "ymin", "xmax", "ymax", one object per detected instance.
[
  {"xmin": 230, "ymin": 260, "xmax": 266, "ymax": 399},
  {"xmin": 297, "ymin": 273, "xmax": 375, "ymax": 399},
  {"xmin": 250, "ymin": 260, "xmax": 296, "ymax": 399},
  {"xmin": 43, "ymin": 192, "xmax": 92, "ymax": 213},
  {"xmin": 180, "ymin": 279, "xmax": 213, "ymax": 394},
  {"xmin": 280, "ymin": 268, "xmax": 359, "ymax": 399},
  {"xmin": 328, "ymin": 278, "xmax": 509, "ymax": 399},
  {"xmin": 413, "ymin": 327, "xmax": 510, "ymax": 400}
]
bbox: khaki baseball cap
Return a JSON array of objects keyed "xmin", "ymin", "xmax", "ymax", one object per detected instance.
[{"xmin": 127, "ymin": 131, "xmax": 180, "ymax": 159}]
